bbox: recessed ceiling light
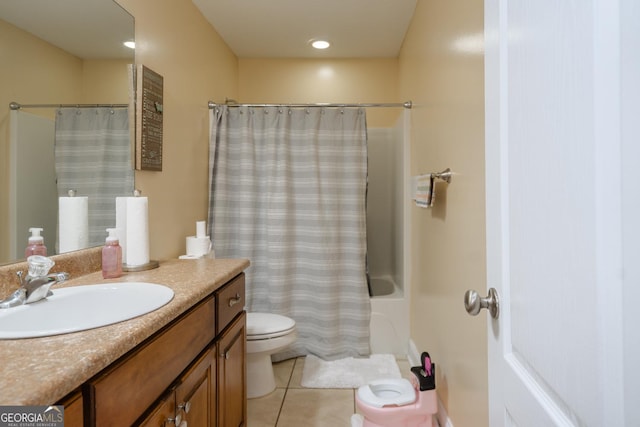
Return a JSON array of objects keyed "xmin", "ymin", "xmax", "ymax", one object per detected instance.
[
  {"xmin": 311, "ymin": 40, "xmax": 331, "ymax": 50},
  {"xmin": 124, "ymin": 41, "xmax": 135, "ymax": 49}
]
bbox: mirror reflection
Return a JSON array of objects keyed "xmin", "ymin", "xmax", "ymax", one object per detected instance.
[{"xmin": 0, "ymin": 0, "xmax": 135, "ymax": 264}]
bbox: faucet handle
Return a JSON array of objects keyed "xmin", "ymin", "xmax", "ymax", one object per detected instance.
[{"xmin": 27, "ymin": 255, "xmax": 55, "ymax": 277}]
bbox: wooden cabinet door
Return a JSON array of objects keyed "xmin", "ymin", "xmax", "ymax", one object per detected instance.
[
  {"xmin": 137, "ymin": 389, "xmax": 176, "ymax": 427},
  {"xmin": 217, "ymin": 313, "xmax": 246, "ymax": 427},
  {"xmin": 176, "ymin": 348, "xmax": 216, "ymax": 427},
  {"xmin": 58, "ymin": 390, "xmax": 83, "ymax": 427}
]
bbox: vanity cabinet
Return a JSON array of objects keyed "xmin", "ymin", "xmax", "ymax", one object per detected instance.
[
  {"xmin": 79, "ymin": 273, "xmax": 246, "ymax": 427},
  {"xmin": 59, "ymin": 390, "xmax": 83, "ymax": 427}
]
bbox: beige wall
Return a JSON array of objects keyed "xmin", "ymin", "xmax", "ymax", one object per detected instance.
[
  {"xmin": 115, "ymin": 0, "xmax": 238, "ymax": 261},
  {"xmin": 82, "ymin": 59, "xmax": 131, "ymax": 103},
  {"xmin": 399, "ymin": 1, "xmax": 487, "ymax": 426},
  {"xmin": 238, "ymin": 58, "xmax": 401, "ymax": 127}
]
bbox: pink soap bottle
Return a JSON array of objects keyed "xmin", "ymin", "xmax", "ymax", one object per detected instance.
[
  {"xmin": 25, "ymin": 227, "xmax": 47, "ymax": 257},
  {"xmin": 102, "ymin": 228, "xmax": 122, "ymax": 279}
]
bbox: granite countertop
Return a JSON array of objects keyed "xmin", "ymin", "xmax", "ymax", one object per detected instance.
[{"xmin": 0, "ymin": 256, "xmax": 250, "ymax": 405}]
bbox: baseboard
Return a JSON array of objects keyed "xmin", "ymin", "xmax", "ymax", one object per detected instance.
[
  {"xmin": 408, "ymin": 339, "xmax": 454, "ymax": 427},
  {"xmin": 436, "ymin": 398, "xmax": 454, "ymax": 427}
]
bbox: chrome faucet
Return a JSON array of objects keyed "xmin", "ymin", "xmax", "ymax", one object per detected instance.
[{"xmin": 0, "ymin": 255, "xmax": 69, "ymax": 309}]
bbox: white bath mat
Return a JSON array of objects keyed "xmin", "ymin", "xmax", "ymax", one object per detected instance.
[{"xmin": 301, "ymin": 354, "xmax": 401, "ymax": 389}]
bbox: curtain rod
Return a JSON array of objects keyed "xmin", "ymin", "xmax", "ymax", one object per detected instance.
[
  {"xmin": 9, "ymin": 101, "xmax": 128, "ymax": 110},
  {"xmin": 208, "ymin": 100, "xmax": 412, "ymax": 109}
]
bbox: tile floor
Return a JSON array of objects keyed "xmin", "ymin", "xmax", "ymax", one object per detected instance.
[{"xmin": 247, "ymin": 356, "xmax": 411, "ymax": 427}]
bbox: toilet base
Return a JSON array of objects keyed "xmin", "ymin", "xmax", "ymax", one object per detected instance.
[{"xmin": 246, "ymin": 352, "xmax": 276, "ymax": 399}]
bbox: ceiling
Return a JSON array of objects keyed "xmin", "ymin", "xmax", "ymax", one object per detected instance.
[
  {"xmin": 191, "ymin": 0, "xmax": 418, "ymax": 58},
  {"xmin": 0, "ymin": 0, "xmax": 134, "ymax": 59},
  {"xmin": 0, "ymin": 0, "xmax": 417, "ymax": 59}
]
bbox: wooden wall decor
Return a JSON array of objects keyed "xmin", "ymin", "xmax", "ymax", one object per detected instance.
[{"xmin": 136, "ymin": 65, "xmax": 163, "ymax": 171}]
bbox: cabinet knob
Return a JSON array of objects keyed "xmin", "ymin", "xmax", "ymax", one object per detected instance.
[
  {"xmin": 228, "ymin": 293, "xmax": 242, "ymax": 307},
  {"xmin": 178, "ymin": 401, "xmax": 192, "ymax": 414},
  {"xmin": 165, "ymin": 412, "xmax": 182, "ymax": 426}
]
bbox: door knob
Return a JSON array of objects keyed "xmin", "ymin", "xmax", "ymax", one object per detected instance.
[{"xmin": 464, "ymin": 288, "xmax": 499, "ymax": 319}]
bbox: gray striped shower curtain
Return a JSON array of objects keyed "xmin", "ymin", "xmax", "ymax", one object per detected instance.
[
  {"xmin": 208, "ymin": 105, "xmax": 371, "ymax": 361},
  {"xmin": 55, "ymin": 107, "xmax": 134, "ymax": 247}
]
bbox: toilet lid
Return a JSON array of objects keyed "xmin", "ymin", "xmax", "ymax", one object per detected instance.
[
  {"xmin": 247, "ymin": 312, "xmax": 296, "ymax": 340},
  {"xmin": 357, "ymin": 378, "xmax": 416, "ymax": 408}
]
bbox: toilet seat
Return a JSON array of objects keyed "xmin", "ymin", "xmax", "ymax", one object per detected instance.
[
  {"xmin": 357, "ymin": 378, "xmax": 416, "ymax": 408},
  {"xmin": 247, "ymin": 312, "xmax": 296, "ymax": 340}
]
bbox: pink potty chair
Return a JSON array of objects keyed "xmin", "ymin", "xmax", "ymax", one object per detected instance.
[{"xmin": 355, "ymin": 352, "xmax": 437, "ymax": 427}]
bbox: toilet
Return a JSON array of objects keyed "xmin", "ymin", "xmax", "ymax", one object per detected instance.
[
  {"xmin": 246, "ymin": 312, "xmax": 297, "ymax": 399},
  {"xmin": 355, "ymin": 353, "xmax": 437, "ymax": 427}
]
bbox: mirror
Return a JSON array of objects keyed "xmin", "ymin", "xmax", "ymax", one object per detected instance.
[{"xmin": 0, "ymin": 0, "xmax": 135, "ymax": 265}]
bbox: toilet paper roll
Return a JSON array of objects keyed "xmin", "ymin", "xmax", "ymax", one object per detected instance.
[
  {"xmin": 115, "ymin": 197, "xmax": 127, "ymax": 261},
  {"xmin": 116, "ymin": 196, "xmax": 150, "ymax": 266},
  {"xmin": 196, "ymin": 220, "xmax": 206, "ymax": 238},
  {"xmin": 186, "ymin": 236, "xmax": 211, "ymax": 257},
  {"xmin": 58, "ymin": 196, "xmax": 89, "ymax": 253}
]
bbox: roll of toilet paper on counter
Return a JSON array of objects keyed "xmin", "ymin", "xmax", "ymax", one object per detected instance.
[
  {"xmin": 58, "ymin": 196, "xmax": 89, "ymax": 253},
  {"xmin": 186, "ymin": 236, "xmax": 211, "ymax": 257},
  {"xmin": 196, "ymin": 220, "xmax": 206, "ymax": 238},
  {"xmin": 116, "ymin": 196, "xmax": 150, "ymax": 266}
]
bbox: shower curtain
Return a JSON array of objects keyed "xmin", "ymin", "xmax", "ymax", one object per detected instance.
[
  {"xmin": 55, "ymin": 107, "xmax": 134, "ymax": 247},
  {"xmin": 208, "ymin": 105, "xmax": 371, "ymax": 360}
]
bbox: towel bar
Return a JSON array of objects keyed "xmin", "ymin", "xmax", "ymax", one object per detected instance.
[{"xmin": 432, "ymin": 168, "xmax": 452, "ymax": 183}]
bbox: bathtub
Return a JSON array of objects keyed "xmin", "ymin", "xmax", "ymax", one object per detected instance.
[{"xmin": 369, "ymin": 276, "xmax": 409, "ymax": 357}]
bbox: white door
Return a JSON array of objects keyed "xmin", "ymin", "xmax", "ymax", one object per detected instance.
[{"xmin": 482, "ymin": 0, "xmax": 640, "ymax": 425}]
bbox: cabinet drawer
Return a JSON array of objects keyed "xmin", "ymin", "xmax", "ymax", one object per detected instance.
[
  {"xmin": 86, "ymin": 295, "xmax": 216, "ymax": 427},
  {"xmin": 215, "ymin": 274, "xmax": 245, "ymax": 334}
]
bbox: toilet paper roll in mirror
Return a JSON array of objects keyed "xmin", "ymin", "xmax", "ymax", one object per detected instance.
[
  {"xmin": 186, "ymin": 236, "xmax": 211, "ymax": 257},
  {"xmin": 58, "ymin": 196, "xmax": 88, "ymax": 253}
]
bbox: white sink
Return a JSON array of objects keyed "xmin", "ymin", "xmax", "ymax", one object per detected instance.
[{"xmin": 0, "ymin": 282, "xmax": 174, "ymax": 339}]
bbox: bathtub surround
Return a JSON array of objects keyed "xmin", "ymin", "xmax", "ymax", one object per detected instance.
[
  {"xmin": 208, "ymin": 105, "xmax": 370, "ymax": 361},
  {"xmin": 367, "ymin": 118, "xmax": 411, "ymax": 358}
]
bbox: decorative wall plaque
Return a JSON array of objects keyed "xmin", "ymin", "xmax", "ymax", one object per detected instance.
[{"xmin": 136, "ymin": 65, "xmax": 163, "ymax": 171}]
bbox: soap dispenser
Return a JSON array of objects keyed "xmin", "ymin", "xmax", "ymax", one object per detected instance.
[
  {"xmin": 25, "ymin": 227, "xmax": 47, "ymax": 257},
  {"xmin": 102, "ymin": 228, "xmax": 122, "ymax": 279}
]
